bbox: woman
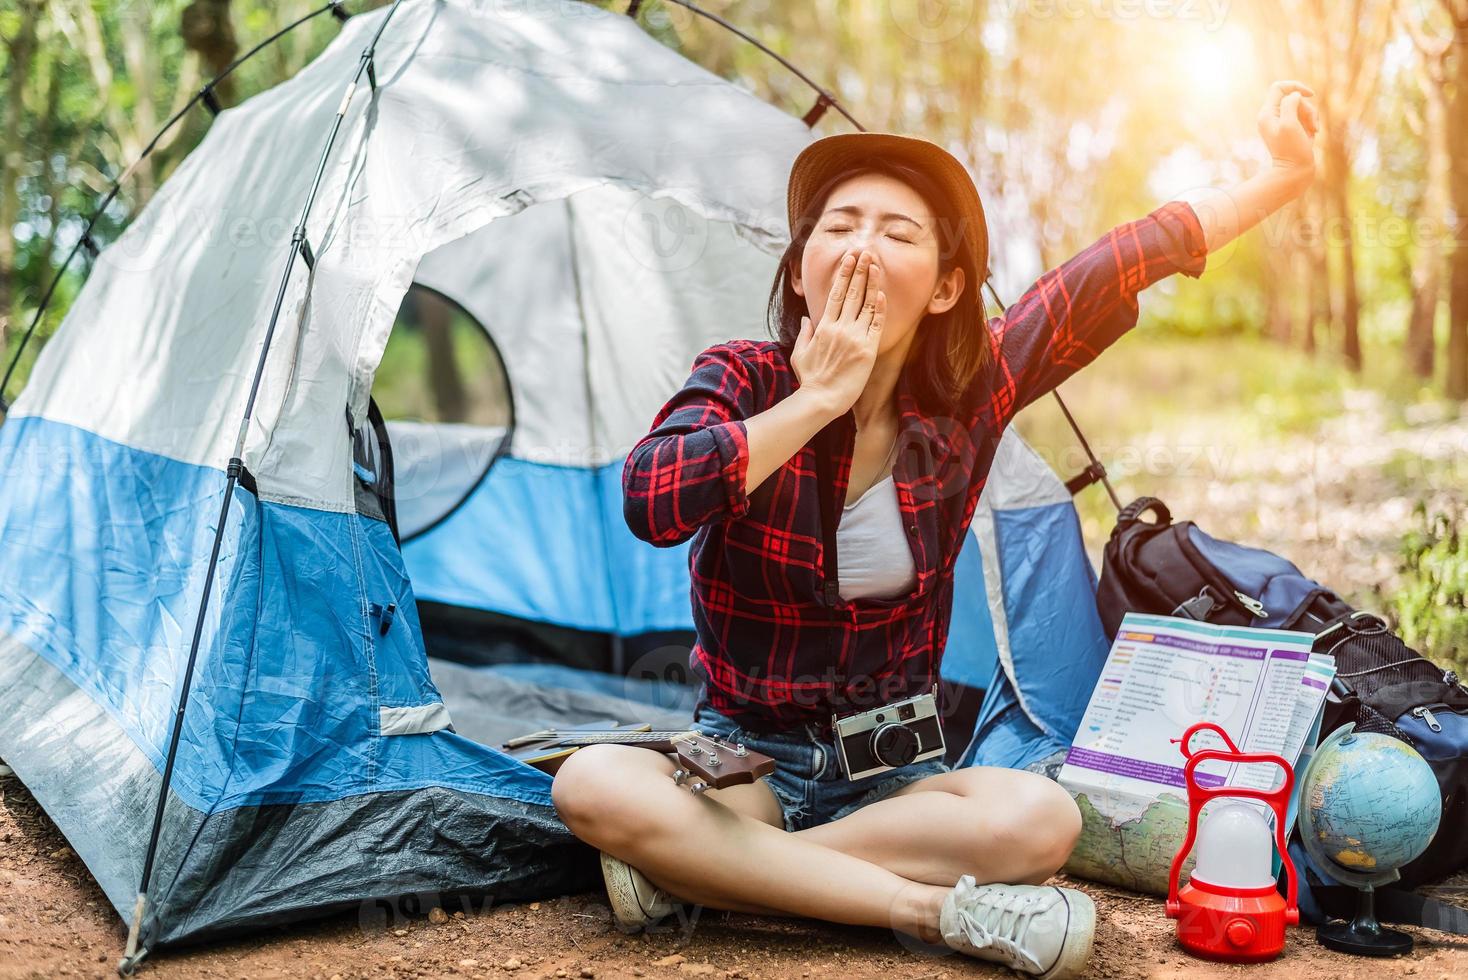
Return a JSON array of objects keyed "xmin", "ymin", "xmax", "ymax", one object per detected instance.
[{"xmin": 553, "ymin": 81, "xmax": 1319, "ymax": 978}]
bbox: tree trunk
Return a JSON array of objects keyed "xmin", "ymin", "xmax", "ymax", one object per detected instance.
[
  {"xmin": 1447, "ymin": 16, "xmax": 1468, "ymax": 401},
  {"xmin": 0, "ymin": 1, "xmax": 41, "ymax": 342},
  {"xmin": 1406, "ymin": 73, "xmax": 1447, "ymax": 379},
  {"xmin": 1291, "ymin": 243, "xmax": 1312, "ymax": 349},
  {"xmin": 33, "ymin": 40, "xmax": 63, "ymax": 304},
  {"xmin": 1324, "ymin": 131, "xmax": 1362, "ymax": 370},
  {"xmin": 1262, "ymin": 214, "xmax": 1296, "ymax": 344},
  {"xmin": 1450, "ymin": 229, "xmax": 1468, "ymax": 400},
  {"xmin": 182, "ymin": 1, "xmax": 238, "ymax": 106},
  {"xmin": 417, "ymin": 292, "xmax": 469, "ymax": 423},
  {"xmin": 1306, "ymin": 189, "xmax": 1331, "ymax": 355}
]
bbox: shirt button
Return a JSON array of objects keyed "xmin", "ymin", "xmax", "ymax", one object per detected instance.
[{"xmin": 907, "ymin": 524, "xmax": 919, "ymax": 537}]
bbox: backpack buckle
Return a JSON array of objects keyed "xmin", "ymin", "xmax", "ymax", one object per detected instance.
[{"xmin": 1173, "ymin": 586, "xmax": 1218, "ymax": 621}]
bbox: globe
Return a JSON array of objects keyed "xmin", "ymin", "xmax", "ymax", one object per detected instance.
[{"xmin": 1298, "ymin": 725, "xmax": 1441, "ymax": 888}]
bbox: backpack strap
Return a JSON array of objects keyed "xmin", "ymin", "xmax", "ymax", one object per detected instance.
[
  {"xmin": 1116, "ymin": 496, "xmax": 1171, "ymax": 528},
  {"xmin": 1280, "ymin": 588, "xmax": 1355, "ymax": 632}
]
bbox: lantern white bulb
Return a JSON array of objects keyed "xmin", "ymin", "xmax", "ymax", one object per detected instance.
[{"xmin": 1191, "ymin": 802, "xmax": 1276, "ymax": 889}]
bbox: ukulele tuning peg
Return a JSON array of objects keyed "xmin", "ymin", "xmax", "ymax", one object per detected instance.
[
  {"xmin": 671, "ymin": 768, "xmax": 689, "ymax": 785},
  {"xmin": 688, "ymin": 781, "xmax": 709, "ymax": 795},
  {"xmin": 732, "ymin": 742, "xmax": 748, "ymax": 757},
  {"xmin": 704, "ymin": 753, "xmax": 721, "ymax": 767}
]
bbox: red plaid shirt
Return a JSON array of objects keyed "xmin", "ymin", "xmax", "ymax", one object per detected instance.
[{"xmin": 623, "ymin": 201, "xmax": 1207, "ymax": 731}]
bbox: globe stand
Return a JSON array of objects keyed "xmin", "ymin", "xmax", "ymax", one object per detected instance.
[{"xmin": 1316, "ymin": 883, "xmax": 1413, "ymax": 957}]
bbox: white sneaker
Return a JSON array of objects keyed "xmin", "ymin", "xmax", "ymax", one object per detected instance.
[
  {"xmin": 600, "ymin": 851, "xmax": 676, "ymax": 931},
  {"xmin": 938, "ymin": 876, "xmax": 1095, "ymax": 979}
]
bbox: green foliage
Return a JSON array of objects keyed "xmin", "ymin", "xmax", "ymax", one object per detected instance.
[
  {"xmin": 0, "ymin": 1, "xmax": 351, "ymax": 399},
  {"xmin": 1388, "ymin": 503, "xmax": 1468, "ymax": 669},
  {"xmin": 1015, "ymin": 333, "xmax": 1358, "ymax": 544},
  {"xmin": 373, "ymin": 289, "xmax": 512, "ymax": 427}
]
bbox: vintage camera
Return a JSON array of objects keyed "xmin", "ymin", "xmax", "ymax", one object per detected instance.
[{"xmin": 831, "ymin": 687, "xmax": 945, "ymax": 781}]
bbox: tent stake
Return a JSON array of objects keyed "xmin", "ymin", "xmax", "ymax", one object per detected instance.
[{"xmin": 119, "ymin": 882, "xmax": 147, "ymax": 975}]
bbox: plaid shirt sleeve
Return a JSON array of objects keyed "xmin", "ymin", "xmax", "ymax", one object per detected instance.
[
  {"xmin": 622, "ymin": 341, "xmax": 759, "ymax": 547},
  {"xmin": 974, "ymin": 200, "xmax": 1208, "ymax": 431}
]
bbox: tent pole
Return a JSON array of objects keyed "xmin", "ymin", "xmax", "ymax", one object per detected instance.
[
  {"xmin": 981, "ymin": 280, "xmax": 1121, "ymax": 511},
  {"xmin": 119, "ymin": 3, "xmax": 405, "ymax": 973},
  {"xmin": 657, "ymin": 1, "xmax": 862, "ymax": 131},
  {"xmin": 0, "ymin": 2, "xmax": 353, "ymax": 417}
]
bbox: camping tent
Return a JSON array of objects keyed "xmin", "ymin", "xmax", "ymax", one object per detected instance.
[{"xmin": 0, "ymin": 0, "xmax": 1111, "ymax": 960}]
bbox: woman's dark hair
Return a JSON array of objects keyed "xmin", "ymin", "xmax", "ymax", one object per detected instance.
[{"xmin": 766, "ymin": 157, "xmax": 991, "ymax": 414}]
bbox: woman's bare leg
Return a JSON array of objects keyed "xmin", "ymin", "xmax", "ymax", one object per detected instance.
[
  {"xmin": 551, "ymin": 743, "xmax": 950, "ymax": 942},
  {"xmin": 695, "ymin": 764, "xmax": 1080, "ymax": 888},
  {"xmin": 795, "ymin": 766, "xmax": 1083, "ymax": 887}
]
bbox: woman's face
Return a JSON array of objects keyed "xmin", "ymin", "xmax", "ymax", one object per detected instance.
[{"xmin": 792, "ymin": 171, "xmax": 965, "ymax": 358}]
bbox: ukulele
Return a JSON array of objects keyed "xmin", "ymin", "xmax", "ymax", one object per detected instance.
[{"xmin": 502, "ymin": 721, "xmax": 775, "ymax": 794}]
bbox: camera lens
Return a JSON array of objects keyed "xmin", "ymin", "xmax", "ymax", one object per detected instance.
[{"xmin": 870, "ymin": 723, "xmax": 919, "ymax": 768}]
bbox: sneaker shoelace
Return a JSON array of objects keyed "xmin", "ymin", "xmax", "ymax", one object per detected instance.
[{"xmin": 949, "ymin": 880, "xmax": 1051, "ymax": 973}]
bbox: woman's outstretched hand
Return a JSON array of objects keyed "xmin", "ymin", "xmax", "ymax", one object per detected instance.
[
  {"xmin": 1180, "ymin": 80, "xmax": 1321, "ymax": 255},
  {"xmin": 790, "ymin": 249, "xmax": 886, "ymax": 419},
  {"xmin": 1257, "ymin": 79, "xmax": 1319, "ymax": 189}
]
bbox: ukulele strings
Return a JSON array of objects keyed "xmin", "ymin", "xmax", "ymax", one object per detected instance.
[{"xmin": 545, "ymin": 731, "xmax": 717, "ymax": 746}]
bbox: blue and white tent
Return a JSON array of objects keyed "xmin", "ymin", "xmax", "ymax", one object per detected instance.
[{"xmin": 0, "ymin": 0, "xmax": 1109, "ymax": 960}]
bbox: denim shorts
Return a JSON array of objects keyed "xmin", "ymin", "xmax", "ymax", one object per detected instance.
[{"xmin": 689, "ymin": 704, "xmax": 951, "ymax": 833}]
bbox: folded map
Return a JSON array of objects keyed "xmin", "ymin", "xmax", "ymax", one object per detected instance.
[{"xmin": 1058, "ymin": 611, "xmax": 1335, "ymax": 894}]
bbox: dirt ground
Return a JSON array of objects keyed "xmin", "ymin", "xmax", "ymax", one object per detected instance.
[{"xmin": 3, "ymin": 771, "xmax": 1466, "ymax": 980}]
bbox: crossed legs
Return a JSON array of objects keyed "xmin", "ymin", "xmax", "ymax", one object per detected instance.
[{"xmin": 550, "ymin": 744, "xmax": 1082, "ymax": 943}]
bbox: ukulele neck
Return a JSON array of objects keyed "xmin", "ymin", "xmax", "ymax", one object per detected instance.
[{"xmin": 549, "ymin": 730, "xmax": 687, "ymax": 750}]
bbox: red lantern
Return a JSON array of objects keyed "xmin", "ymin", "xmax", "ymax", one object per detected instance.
[{"xmin": 1165, "ymin": 722, "xmax": 1299, "ymax": 963}]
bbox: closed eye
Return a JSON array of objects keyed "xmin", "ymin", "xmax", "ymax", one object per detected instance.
[{"xmin": 825, "ymin": 224, "xmax": 914, "ymax": 243}]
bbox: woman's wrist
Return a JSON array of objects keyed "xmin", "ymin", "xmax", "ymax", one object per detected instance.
[
  {"xmin": 1266, "ymin": 158, "xmax": 1316, "ymax": 198},
  {"xmin": 789, "ymin": 383, "xmax": 846, "ymax": 426},
  {"xmin": 1181, "ymin": 160, "xmax": 1315, "ymax": 255}
]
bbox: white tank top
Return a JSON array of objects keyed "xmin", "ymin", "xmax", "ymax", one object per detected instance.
[{"xmin": 836, "ymin": 438, "xmax": 918, "ymax": 601}]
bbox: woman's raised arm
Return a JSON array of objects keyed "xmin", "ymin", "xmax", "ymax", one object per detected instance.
[
  {"xmin": 958, "ymin": 80, "xmax": 1318, "ymax": 442},
  {"xmin": 1176, "ymin": 80, "xmax": 1319, "ymax": 254}
]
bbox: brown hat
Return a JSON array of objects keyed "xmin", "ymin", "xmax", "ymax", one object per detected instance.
[{"xmin": 785, "ymin": 132, "xmax": 988, "ymax": 286}]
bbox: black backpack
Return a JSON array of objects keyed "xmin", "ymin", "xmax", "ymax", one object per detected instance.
[
  {"xmin": 1311, "ymin": 611, "xmax": 1468, "ymax": 889},
  {"xmin": 1094, "ymin": 496, "xmax": 1352, "ymax": 638}
]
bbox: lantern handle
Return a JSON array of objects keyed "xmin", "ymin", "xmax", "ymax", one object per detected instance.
[
  {"xmin": 1165, "ymin": 723, "xmax": 1299, "ymax": 926},
  {"xmin": 1170, "ymin": 721, "xmax": 1241, "ymax": 759}
]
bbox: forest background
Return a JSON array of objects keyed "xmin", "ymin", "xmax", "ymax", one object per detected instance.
[{"xmin": 1, "ymin": 0, "xmax": 1464, "ymax": 664}]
